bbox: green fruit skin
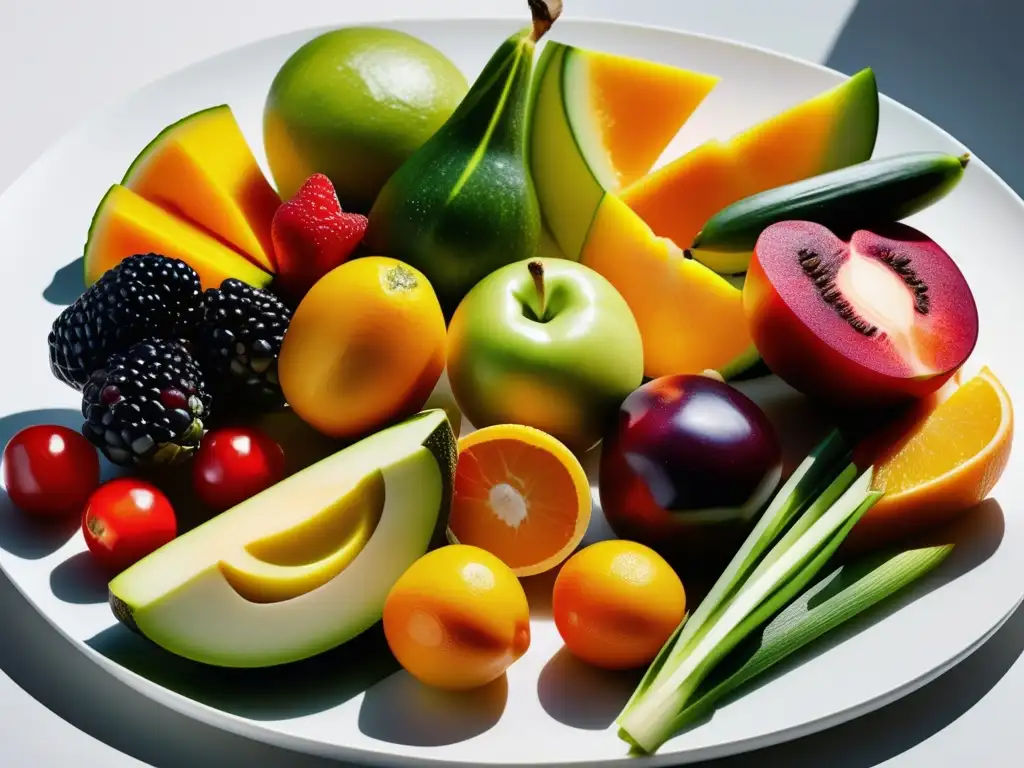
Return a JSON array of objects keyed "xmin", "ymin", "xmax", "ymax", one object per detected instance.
[
  {"xmin": 447, "ymin": 258, "xmax": 644, "ymax": 454},
  {"xmin": 365, "ymin": 30, "xmax": 542, "ymax": 318},
  {"xmin": 692, "ymin": 151, "xmax": 969, "ymax": 254},
  {"xmin": 264, "ymin": 27, "xmax": 468, "ymax": 211}
]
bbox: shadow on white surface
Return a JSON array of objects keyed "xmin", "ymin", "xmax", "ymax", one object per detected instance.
[
  {"xmin": 537, "ymin": 647, "xmax": 641, "ymax": 731},
  {"xmin": 85, "ymin": 621, "xmax": 399, "ymax": 722},
  {"xmin": 357, "ymin": 671, "xmax": 508, "ymax": 747},
  {"xmin": 42, "ymin": 256, "xmax": 85, "ymax": 307},
  {"xmin": 49, "ymin": 550, "xmax": 109, "ymax": 604}
]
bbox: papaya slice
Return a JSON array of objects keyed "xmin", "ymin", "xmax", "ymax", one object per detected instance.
[
  {"xmin": 620, "ymin": 69, "xmax": 879, "ymax": 266},
  {"xmin": 84, "ymin": 185, "xmax": 273, "ymax": 290},
  {"xmin": 579, "ymin": 194, "xmax": 756, "ymax": 378},
  {"xmin": 123, "ymin": 105, "xmax": 281, "ymax": 272}
]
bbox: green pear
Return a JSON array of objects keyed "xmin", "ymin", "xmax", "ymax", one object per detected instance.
[{"xmin": 365, "ymin": 1, "xmax": 562, "ymax": 318}]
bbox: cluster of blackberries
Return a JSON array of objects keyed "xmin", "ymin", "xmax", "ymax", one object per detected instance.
[{"xmin": 48, "ymin": 254, "xmax": 292, "ymax": 467}]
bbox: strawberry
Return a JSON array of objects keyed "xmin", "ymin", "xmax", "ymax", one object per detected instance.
[{"xmin": 271, "ymin": 173, "xmax": 368, "ymax": 302}]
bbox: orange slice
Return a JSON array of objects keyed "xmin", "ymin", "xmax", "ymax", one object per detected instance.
[
  {"xmin": 847, "ymin": 366, "xmax": 1013, "ymax": 550},
  {"xmin": 447, "ymin": 425, "xmax": 591, "ymax": 577}
]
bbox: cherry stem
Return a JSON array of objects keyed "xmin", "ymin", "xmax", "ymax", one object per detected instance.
[
  {"xmin": 529, "ymin": 260, "xmax": 547, "ymax": 318},
  {"xmin": 529, "ymin": 0, "xmax": 562, "ymax": 42}
]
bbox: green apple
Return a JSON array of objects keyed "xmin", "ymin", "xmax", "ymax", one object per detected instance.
[{"xmin": 447, "ymin": 258, "xmax": 644, "ymax": 453}]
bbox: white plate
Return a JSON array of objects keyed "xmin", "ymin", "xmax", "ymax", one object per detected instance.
[{"xmin": 0, "ymin": 16, "xmax": 1021, "ymax": 768}]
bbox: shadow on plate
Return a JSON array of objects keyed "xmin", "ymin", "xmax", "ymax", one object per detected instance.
[
  {"xmin": 521, "ymin": 565, "xmax": 560, "ymax": 619},
  {"xmin": 0, "ymin": 566, "xmax": 362, "ymax": 768},
  {"xmin": 0, "ymin": 409, "xmax": 97, "ymax": 559},
  {"xmin": 43, "ymin": 256, "xmax": 85, "ymax": 307},
  {"xmin": 537, "ymin": 646, "xmax": 642, "ymax": 730},
  {"xmin": 49, "ymin": 550, "xmax": 109, "ymax": 604},
  {"xmin": 85, "ymin": 621, "xmax": 400, "ymax": 721},
  {"xmin": 358, "ymin": 670, "xmax": 508, "ymax": 747}
]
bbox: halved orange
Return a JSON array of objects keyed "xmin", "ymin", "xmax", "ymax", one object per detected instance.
[
  {"xmin": 847, "ymin": 366, "xmax": 1013, "ymax": 550},
  {"xmin": 447, "ymin": 424, "xmax": 591, "ymax": 577}
]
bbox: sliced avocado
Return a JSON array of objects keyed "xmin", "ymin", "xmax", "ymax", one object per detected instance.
[{"xmin": 108, "ymin": 409, "xmax": 456, "ymax": 668}]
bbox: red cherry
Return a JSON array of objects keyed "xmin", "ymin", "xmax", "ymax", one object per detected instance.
[
  {"xmin": 82, "ymin": 478, "xmax": 177, "ymax": 574},
  {"xmin": 2, "ymin": 425, "xmax": 100, "ymax": 518},
  {"xmin": 192, "ymin": 427, "xmax": 286, "ymax": 512}
]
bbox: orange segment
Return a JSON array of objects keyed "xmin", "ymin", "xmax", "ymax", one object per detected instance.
[
  {"xmin": 848, "ymin": 366, "xmax": 1013, "ymax": 550},
  {"xmin": 448, "ymin": 424, "xmax": 591, "ymax": 577}
]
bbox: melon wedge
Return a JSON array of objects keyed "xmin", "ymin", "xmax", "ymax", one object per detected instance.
[
  {"xmin": 530, "ymin": 42, "xmax": 719, "ymax": 260},
  {"xmin": 123, "ymin": 105, "xmax": 281, "ymax": 272},
  {"xmin": 622, "ymin": 68, "xmax": 879, "ymax": 274},
  {"xmin": 85, "ymin": 185, "xmax": 273, "ymax": 290},
  {"xmin": 579, "ymin": 194, "xmax": 758, "ymax": 378}
]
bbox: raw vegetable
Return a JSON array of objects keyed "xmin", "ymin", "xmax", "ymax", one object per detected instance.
[
  {"xmin": 658, "ymin": 543, "xmax": 953, "ymax": 740},
  {"xmin": 616, "ymin": 429, "xmax": 895, "ymax": 754},
  {"xmin": 689, "ymin": 152, "xmax": 969, "ymax": 273}
]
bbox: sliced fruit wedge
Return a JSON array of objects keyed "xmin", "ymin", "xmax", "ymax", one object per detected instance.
[
  {"xmin": 530, "ymin": 41, "xmax": 719, "ymax": 260},
  {"xmin": 123, "ymin": 104, "xmax": 281, "ymax": 272},
  {"xmin": 447, "ymin": 424, "xmax": 591, "ymax": 577},
  {"xmin": 85, "ymin": 184, "xmax": 273, "ymax": 290},
  {"xmin": 846, "ymin": 366, "xmax": 1013, "ymax": 550},
  {"xmin": 579, "ymin": 194, "xmax": 757, "ymax": 378},
  {"xmin": 744, "ymin": 220, "xmax": 979, "ymax": 408},
  {"xmin": 621, "ymin": 68, "xmax": 879, "ymax": 274}
]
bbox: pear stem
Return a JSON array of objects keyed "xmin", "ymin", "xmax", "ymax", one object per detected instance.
[
  {"xmin": 529, "ymin": 0, "xmax": 563, "ymax": 42},
  {"xmin": 529, "ymin": 260, "xmax": 547, "ymax": 318}
]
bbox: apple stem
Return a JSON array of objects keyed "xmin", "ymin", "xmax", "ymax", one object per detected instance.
[
  {"xmin": 529, "ymin": 260, "xmax": 547, "ymax": 319},
  {"xmin": 529, "ymin": 0, "xmax": 562, "ymax": 42}
]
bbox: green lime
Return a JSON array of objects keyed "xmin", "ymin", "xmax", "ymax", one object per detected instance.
[{"xmin": 264, "ymin": 27, "xmax": 468, "ymax": 212}]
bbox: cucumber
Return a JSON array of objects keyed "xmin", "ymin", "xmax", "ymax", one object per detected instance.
[{"xmin": 689, "ymin": 151, "xmax": 970, "ymax": 271}]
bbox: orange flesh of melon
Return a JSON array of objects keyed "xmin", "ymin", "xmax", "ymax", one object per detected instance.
[
  {"xmin": 619, "ymin": 139, "xmax": 752, "ymax": 256},
  {"xmin": 585, "ymin": 51, "xmax": 719, "ymax": 189},
  {"xmin": 580, "ymin": 195, "xmax": 752, "ymax": 376},
  {"xmin": 619, "ymin": 71, "xmax": 878, "ymax": 250},
  {"xmin": 124, "ymin": 106, "xmax": 281, "ymax": 272},
  {"xmin": 85, "ymin": 185, "xmax": 273, "ymax": 290}
]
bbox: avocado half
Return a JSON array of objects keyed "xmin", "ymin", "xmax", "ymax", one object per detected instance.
[{"xmin": 108, "ymin": 409, "xmax": 457, "ymax": 668}]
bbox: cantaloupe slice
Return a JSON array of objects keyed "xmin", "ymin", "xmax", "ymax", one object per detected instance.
[
  {"xmin": 530, "ymin": 42, "xmax": 719, "ymax": 260},
  {"xmin": 621, "ymin": 68, "xmax": 879, "ymax": 272},
  {"xmin": 579, "ymin": 194, "xmax": 757, "ymax": 378},
  {"xmin": 85, "ymin": 185, "xmax": 273, "ymax": 290},
  {"xmin": 123, "ymin": 105, "xmax": 281, "ymax": 272}
]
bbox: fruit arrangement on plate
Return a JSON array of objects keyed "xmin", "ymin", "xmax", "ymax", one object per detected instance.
[{"xmin": 3, "ymin": 0, "xmax": 1016, "ymax": 756}]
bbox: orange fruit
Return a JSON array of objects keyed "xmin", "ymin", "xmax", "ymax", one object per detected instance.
[
  {"xmin": 278, "ymin": 256, "xmax": 446, "ymax": 439},
  {"xmin": 447, "ymin": 424, "xmax": 591, "ymax": 577},
  {"xmin": 383, "ymin": 544, "xmax": 531, "ymax": 691},
  {"xmin": 847, "ymin": 366, "xmax": 1013, "ymax": 550},
  {"xmin": 552, "ymin": 540, "xmax": 686, "ymax": 670}
]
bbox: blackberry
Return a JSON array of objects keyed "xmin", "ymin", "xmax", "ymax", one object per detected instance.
[
  {"xmin": 197, "ymin": 279, "xmax": 292, "ymax": 412},
  {"xmin": 82, "ymin": 339, "xmax": 211, "ymax": 467},
  {"xmin": 48, "ymin": 254, "xmax": 203, "ymax": 390}
]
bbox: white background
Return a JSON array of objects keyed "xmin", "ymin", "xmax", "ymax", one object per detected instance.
[{"xmin": 1, "ymin": 1, "xmax": 1022, "ymax": 766}]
